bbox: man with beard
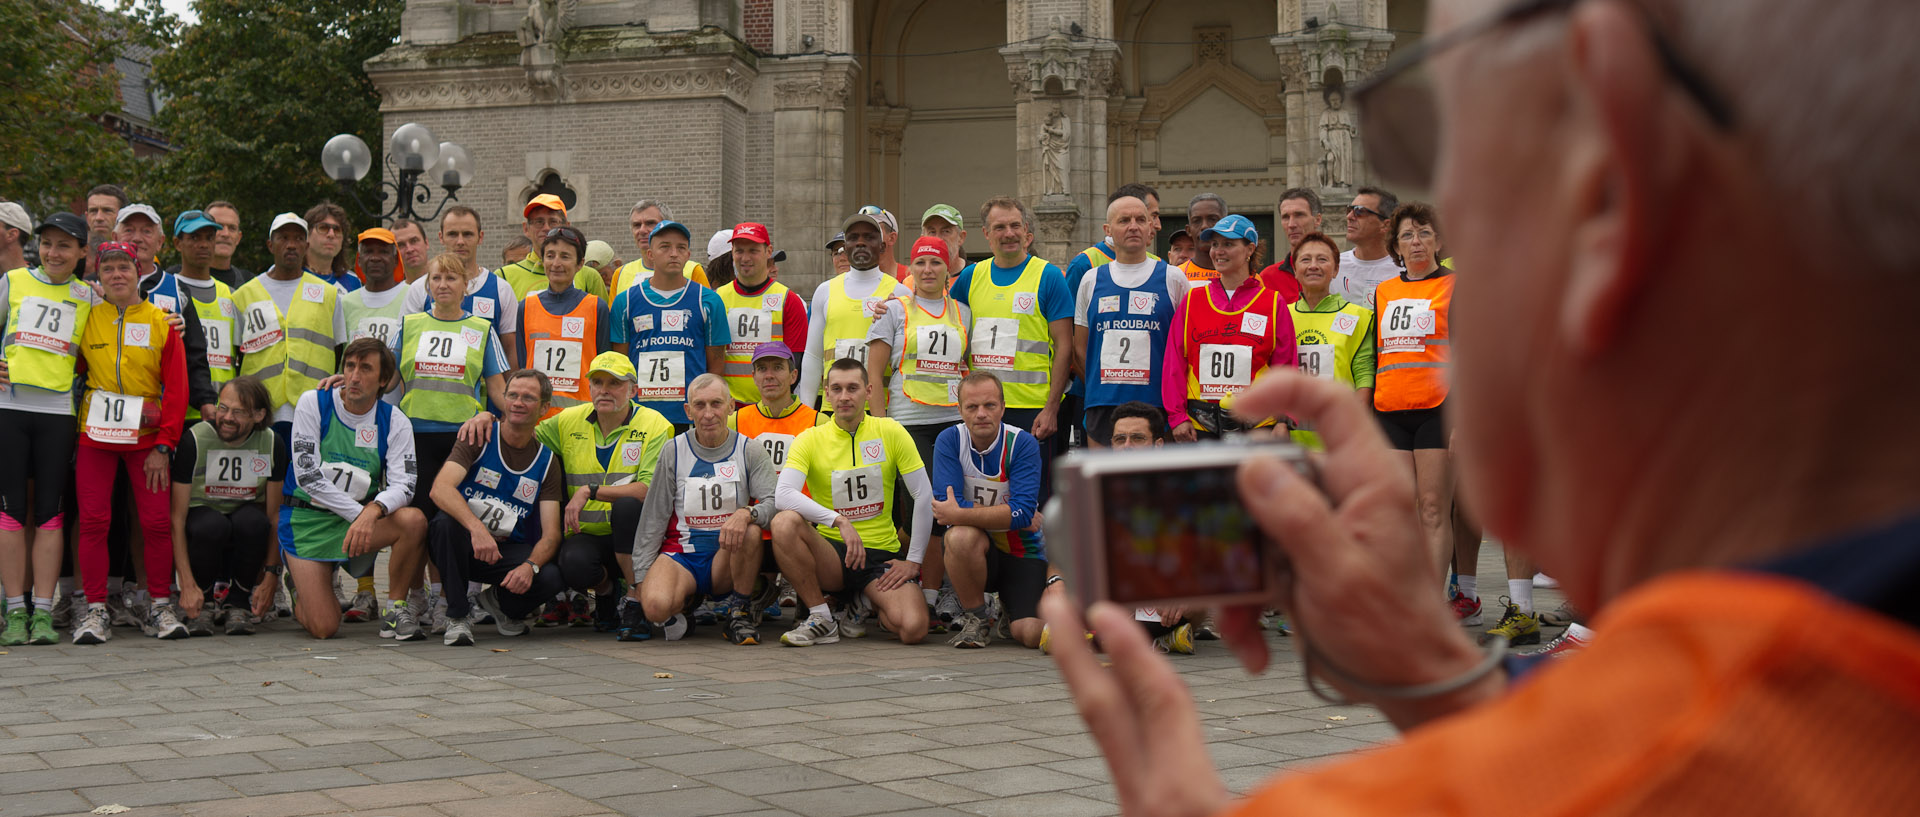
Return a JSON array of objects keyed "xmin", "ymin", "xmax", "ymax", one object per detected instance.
[
  {"xmin": 796, "ymin": 213, "xmax": 909, "ymax": 407},
  {"xmin": 169, "ymin": 375, "xmax": 288, "ymax": 636}
]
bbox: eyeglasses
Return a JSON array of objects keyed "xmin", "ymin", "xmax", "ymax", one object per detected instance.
[
  {"xmin": 1347, "ymin": 204, "xmax": 1387, "ymax": 220},
  {"xmin": 208, "ymin": 404, "xmax": 249, "ymax": 417},
  {"xmin": 1353, "ymin": 0, "xmax": 1733, "ymax": 190},
  {"xmin": 1397, "ymin": 228, "xmax": 1438, "ymax": 243}
]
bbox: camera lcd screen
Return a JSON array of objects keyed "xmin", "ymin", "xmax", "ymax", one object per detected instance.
[{"xmin": 1098, "ymin": 463, "xmax": 1268, "ymax": 605}]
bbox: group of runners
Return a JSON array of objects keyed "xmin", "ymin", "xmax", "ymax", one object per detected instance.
[{"xmin": 0, "ymin": 181, "xmax": 1569, "ymax": 654}]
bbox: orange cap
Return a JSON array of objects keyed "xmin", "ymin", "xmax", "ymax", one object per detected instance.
[
  {"xmin": 358, "ymin": 227, "xmax": 396, "ymax": 244},
  {"xmin": 523, "ymin": 194, "xmax": 567, "ymax": 219}
]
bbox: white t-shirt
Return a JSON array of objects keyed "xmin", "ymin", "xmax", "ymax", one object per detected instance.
[
  {"xmin": 866, "ymin": 296, "xmax": 973, "ymax": 425},
  {"xmin": 403, "ymin": 269, "xmax": 517, "ymax": 335},
  {"xmin": 1333, "ymin": 250, "xmax": 1403, "ymax": 310},
  {"xmin": 1073, "ymin": 260, "xmax": 1190, "ymax": 327}
]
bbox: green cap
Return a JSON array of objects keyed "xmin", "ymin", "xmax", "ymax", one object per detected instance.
[
  {"xmin": 921, "ymin": 204, "xmax": 963, "ymax": 229},
  {"xmin": 587, "ymin": 351, "xmax": 636, "ymax": 383}
]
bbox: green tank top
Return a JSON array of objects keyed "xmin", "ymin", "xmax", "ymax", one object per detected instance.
[{"xmin": 187, "ymin": 422, "xmax": 276, "ymax": 514}]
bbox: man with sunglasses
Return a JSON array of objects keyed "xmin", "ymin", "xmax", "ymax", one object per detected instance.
[
  {"xmin": 1334, "ymin": 187, "xmax": 1403, "ymax": 310},
  {"xmin": 1044, "ymin": 0, "xmax": 1920, "ymax": 812}
]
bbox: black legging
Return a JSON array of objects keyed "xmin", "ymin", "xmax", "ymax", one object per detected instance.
[
  {"xmin": 184, "ymin": 504, "xmax": 272, "ymax": 594},
  {"xmin": 0, "ymin": 409, "xmax": 76, "ymax": 527},
  {"xmin": 426, "ymin": 512, "xmax": 566, "ymax": 620},
  {"xmin": 412, "ymin": 431, "xmax": 460, "ymax": 514},
  {"xmin": 555, "ymin": 496, "xmax": 643, "ymax": 591}
]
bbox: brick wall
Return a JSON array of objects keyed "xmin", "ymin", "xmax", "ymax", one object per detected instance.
[{"xmin": 742, "ymin": 0, "xmax": 774, "ymax": 51}]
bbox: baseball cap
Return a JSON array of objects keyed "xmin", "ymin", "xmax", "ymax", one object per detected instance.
[
  {"xmin": 751, "ymin": 342, "xmax": 794, "ymax": 363},
  {"xmin": 35, "ymin": 212, "xmax": 87, "ymax": 243},
  {"xmin": 116, "ymin": 204, "xmax": 161, "ymax": 227},
  {"xmin": 0, "ymin": 202, "xmax": 32, "ymax": 235},
  {"xmin": 1200, "ymin": 214, "xmax": 1259, "ymax": 244},
  {"xmin": 358, "ymin": 227, "xmax": 396, "ymax": 245},
  {"xmin": 825, "ymin": 232, "xmax": 846, "ymax": 250},
  {"xmin": 921, "ymin": 204, "xmax": 963, "ymax": 229},
  {"xmin": 771, "ymin": 249, "xmax": 787, "ymax": 263},
  {"xmin": 705, "ymin": 228, "xmax": 733, "ymax": 261},
  {"xmin": 587, "ymin": 351, "xmax": 637, "ymax": 383},
  {"xmin": 523, "ymin": 193, "xmax": 567, "ymax": 219},
  {"xmin": 910, "ymin": 235, "xmax": 949, "ymax": 261},
  {"xmin": 584, "ymin": 239, "xmax": 614, "ymax": 268},
  {"xmin": 269, "ymin": 213, "xmax": 309, "ymax": 235},
  {"xmin": 95, "ymin": 241, "xmax": 139, "ymax": 266},
  {"xmin": 731, "ymin": 222, "xmax": 771, "ymax": 245},
  {"xmin": 841, "ymin": 212, "xmax": 886, "ymax": 235},
  {"xmin": 172, "ymin": 209, "xmax": 219, "ymax": 237},
  {"xmin": 856, "ymin": 205, "xmax": 898, "ymax": 233}
]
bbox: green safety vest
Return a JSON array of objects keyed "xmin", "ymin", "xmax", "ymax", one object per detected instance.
[
  {"xmin": 398, "ymin": 311, "xmax": 492, "ymax": 424},
  {"xmin": 187, "ymin": 422, "xmax": 276, "ymax": 513},
  {"xmin": 2, "ymin": 267, "xmax": 93, "ymax": 395},
  {"xmin": 233, "ymin": 272, "xmax": 339, "ymax": 414},
  {"xmin": 181, "ymin": 277, "xmax": 238, "ymax": 421},
  {"xmin": 535, "ymin": 401, "xmax": 675, "ymax": 536},
  {"xmin": 964, "ymin": 256, "xmax": 1055, "ymax": 408}
]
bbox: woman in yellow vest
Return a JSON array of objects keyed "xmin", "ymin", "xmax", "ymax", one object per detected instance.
[
  {"xmin": 398, "ymin": 254, "xmax": 511, "ymax": 514},
  {"xmin": 1287, "ymin": 232, "xmax": 1375, "ymax": 450},
  {"xmin": 520, "ymin": 226, "xmax": 606, "ymax": 419},
  {"xmin": 0, "ymin": 212, "xmax": 98, "ymax": 646}
]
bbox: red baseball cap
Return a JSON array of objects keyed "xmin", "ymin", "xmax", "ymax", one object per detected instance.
[
  {"xmin": 910, "ymin": 236, "xmax": 950, "ymax": 261},
  {"xmin": 731, "ymin": 222, "xmax": 771, "ymax": 245}
]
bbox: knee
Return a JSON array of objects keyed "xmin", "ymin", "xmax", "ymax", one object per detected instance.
[
  {"xmin": 395, "ymin": 507, "xmax": 428, "ymax": 540},
  {"xmin": 770, "ymin": 510, "xmax": 803, "ymax": 540},
  {"xmin": 556, "ymin": 540, "xmax": 602, "ymax": 590},
  {"xmin": 1011, "ymin": 619, "xmax": 1044, "ymax": 648},
  {"xmin": 944, "ymin": 527, "xmax": 988, "ymax": 560}
]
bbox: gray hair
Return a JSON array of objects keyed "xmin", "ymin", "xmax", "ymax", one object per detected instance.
[
  {"xmin": 1187, "ymin": 193, "xmax": 1229, "ymax": 218},
  {"xmin": 978, "ymin": 195, "xmax": 1036, "ymax": 233},
  {"xmin": 686, "ymin": 373, "xmax": 731, "ymax": 402},
  {"xmin": 631, "ymin": 199, "xmax": 675, "ymax": 221}
]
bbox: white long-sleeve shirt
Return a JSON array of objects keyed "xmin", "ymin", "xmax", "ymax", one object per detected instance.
[
  {"xmin": 289, "ymin": 388, "xmax": 418, "ymax": 521},
  {"xmin": 774, "ymin": 464, "xmax": 933, "ymax": 564},
  {"xmin": 797, "ymin": 268, "xmax": 910, "ymax": 407}
]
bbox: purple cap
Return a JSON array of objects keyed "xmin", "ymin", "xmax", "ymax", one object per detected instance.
[{"xmin": 751, "ymin": 342, "xmax": 794, "ymax": 362}]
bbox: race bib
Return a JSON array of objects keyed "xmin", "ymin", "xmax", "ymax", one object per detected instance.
[
  {"xmin": 532, "ymin": 339, "xmax": 583, "ymax": 392},
  {"xmin": 729, "ymin": 307, "xmax": 773, "ymax": 352},
  {"xmin": 965, "ymin": 475, "xmax": 1005, "ymax": 508},
  {"xmin": 1097, "ymin": 295, "xmax": 1120, "ymax": 314},
  {"xmin": 1098, "ymin": 329, "xmax": 1151, "ymax": 385},
  {"xmin": 1196, "ymin": 344, "xmax": 1254, "ymax": 398},
  {"xmin": 912, "ymin": 324, "xmax": 963, "ymax": 374},
  {"xmin": 85, "ymin": 391, "xmax": 144, "ymax": 444},
  {"xmin": 204, "ymin": 450, "xmax": 270, "ymax": 499},
  {"xmin": 832, "ymin": 338, "xmax": 869, "ymax": 365},
  {"xmin": 354, "ymin": 317, "xmax": 401, "ymax": 346},
  {"xmin": 151, "ymin": 294, "xmax": 177, "ymax": 314},
  {"xmin": 320, "ymin": 461, "xmax": 374, "ymax": 501},
  {"xmin": 202, "ymin": 320, "xmax": 233, "ymax": 370},
  {"xmin": 1297, "ymin": 343, "xmax": 1335, "ymax": 380},
  {"xmin": 1240, "ymin": 312, "xmax": 1269, "ymax": 337},
  {"xmin": 679, "ymin": 473, "xmax": 740, "ymax": 531},
  {"xmin": 971, "ymin": 317, "xmax": 1019, "ymax": 368},
  {"xmin": 302, "ymin": 283, "xmax": 326, "ymax": 303},
  {"xmin": 1379, "ymin": 298, "xmax": 1434, "ymax": 354},
  {"xmin": 237, "ymin": 302, "xmax": 283, "ymax": 354},
  {"xmin": 413, "ymin": 330, "xmax": 466, "ymax": 380},
  {"xmin": 830, "ymin": 464, "xmax": 884, "ymax": 522},
  {"xmin": 13, "ymin": 297, "xmax": 77, "ymax": 355},
  {"xmin": 633, "ymin": 351, "xmax": 686, "ymax": 400},
  {"xmin": 467, "ymin": 496, "xmax": 520, "ymax": 538},
  {"xmin": 756, "ymin": 433, "xmax": 796, "ymax": 468},
  {"xmin": 123, "ymin": 321, "xmax": 151, "ymax": 349},
  {"xmin": 472, "ymin": 297, "xmax": 495, "ymax": 319}
]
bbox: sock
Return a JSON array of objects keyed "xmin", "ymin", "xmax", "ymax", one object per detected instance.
[
  {"xmin": 152, "ymin": 595, "xmax": 171, "ymax": 607},
  {"xmin": 1456, "ymin": 575, "xmax": 1478, "ymax": 600},
  {"xmin": 963, "ymin": 603, "xmax": 987, "ymax": 618},
  {"xmin": 808, "ymin": 603, "xmax": 829, "ymax": 620},
  {"xmin": 468, "ymin": 581, "xmax": 483, "ymax": 595},
  {"xmin": 1508, "ymin": 580, "xmax": 1533, "ymax": 614},
  {"xmin": 385, "ymin": 598, "xmax": 401, "ymax": 612},
  {"xmin": 4, "ymin": 595, "xmax": 23, "ymax": 610},
  {"xmin": 1567, "ymin": 622, "xmax": 1595, "ymax": 640},
  {"xmin": 429, "ymin": 582, "xmax": 443, "ymax": 596},
  {"xmin": 89, "ymin": 602, "xmax": 107, "ymax": 611},
  {"xmin": 923, "ymin": 587, "xmax": 938, "ymax": 606},
  {"xmin": 357, "ymin": 576, "xmax": 376, "ymax": 595}
]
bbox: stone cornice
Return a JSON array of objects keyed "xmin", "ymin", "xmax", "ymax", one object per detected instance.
[{"xmin": 370, "ymin": 55, "xmax": 755, "ymax": 112}]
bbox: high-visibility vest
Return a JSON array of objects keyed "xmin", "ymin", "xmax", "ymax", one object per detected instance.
[
  {"xmin": 1372, "ymin": 270, "xmax": 1453, "ymax": 412},
  {"xmin": 2, "ymin": 268, "xmax": 93, "ymax": 395},
  {"xmin": 1179, "ymin": 282, "xmax": 1285, "ymax": 404},
  {"xmin": 536, "ymin": 401, "xmax": 675, "ymax": 536},
  {"xmin": 497, "ymin": 257, "xmax": 546, "ymax": 302},
  {"xmin": 820, "ymin": 272, "xmax": 898, "ymax": 367},
  {"xmin": 521, "ymin": 290, "xmax": 600, "ymax": 418},
  {"xmin": 731, "ymin": 400, "xmax": 822, "ymax": 471},
  {"xmin": 233, "ymin": 273, "xmax": 339, "ymax": 414},
  {"xmin": 1180, "ymin": 259, "xmax": 1221, "ymax": 284},
  {"xmin": 1289, "ymin": 295, "xmax": 1375, "ymax": 449},
  {"xmin": 614, "ymin": 260, "xmax": 709, "ymax": 296},
  {"xmin": 715, "ymin": 278, "xmax": 795, "ymax": 405},
  {"xmin": 1084, "ymin": 260, "xmax": 1177, "ymax": 409},
  {"xmin": 341, "ymin": 286, "xmax": 406, "ymax": 349},
  {"xmin": 896, "ymin": 295, "xmax": 968, "ymax": 406},
  {"xmin": 176, "ymin": 277, "xmax": 238, "ymax": 420},
  {"xmin": 397, "ymin": 311, "xmax": 492, "ymax": 424},
  {"xmin": 186, "ymin": 422, "xmax": 276, "ymax": 513},
  {"xmin": 78, "ymin": 300, "xmax": 175, "ymax": 445},
  {"xmin": 964, "ymin": 256, "xmax": 1055, "ymax": 409}
]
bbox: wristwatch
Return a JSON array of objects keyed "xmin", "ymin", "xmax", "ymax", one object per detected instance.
[
  {"xmin": 153, "ymin": 444, "xmax": 174, "ymax": 458},
  {"xmin": 589, "ymin": 484, "xmax": 600, "ymax": 501}
]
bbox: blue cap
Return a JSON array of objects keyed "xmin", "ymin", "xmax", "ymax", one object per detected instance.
[
  {"xmin": 649, "ymin": 220, "xmax": 691, "ymax": 242},
  {"xmin": 1199, "ymin": 214, "xmax": 1258, "ymax": 244},
  {"xmin": 172, "ymin": 209, "xmax": 219, "ymax": 237}
]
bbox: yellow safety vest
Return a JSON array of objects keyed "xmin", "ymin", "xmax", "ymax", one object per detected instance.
[
  {"xmin": 821, "ymin": 273, "xmax": 898, "ymax": 367},
  {"xmin": 1289, "ymin": 296, "xmax": 1374, "ymax": 450},
  {"xmin": 2, "ymin": 268, "xmax": 94, "ymax": 394},
  {"xmin": 714, "ymin": 279, "xmax": 794, "ymax": 405},
  {"xmin": 535, "ymin": 401, "xmax": 676, "ymax": 536},
  {"xmin": 180, "ymin": 277, "xmax": 237, "ymax": 421},
  {"xmin": 897, "ymin": 295, "xmax": 968, "ymax": 406},
  {"xmin": 964, "ymin": 256, "xmax": 1055, "ymax": 408},
  {"xmin": 233, "ymin": 273, "xmax": 339, "ymax": 413}
]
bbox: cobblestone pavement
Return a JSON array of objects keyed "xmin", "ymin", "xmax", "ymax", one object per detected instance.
[{"xmin": 0, "ymin": 550, "xmax": 1562, "ymax": 817}]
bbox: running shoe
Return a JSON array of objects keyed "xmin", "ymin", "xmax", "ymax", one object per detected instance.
[
  {"xmin": 537, "ymin": 599, "xmax": 568, "ymax": 628},
  {"xmin": 427, "ymin": 589, "xmax": 449, "ymax": 633},
  {"xmin": 473, "ymin": 587, "xmax": 529, "ymax": 637},
  {"xmin": 144, "ymin": 602, "xmax": 190, "ymax": 640},
  {"xmin": 1528, "ymin": 624, "xmax": 1592, "ymax": 659},
  {"xmin": 1532, "ymin": 572, "xmax": 1560, "ymax": 590},
  {"xmin": 836, "ymin": 598, "xmax": 869, "ymax": 639},
  {"xmin": 107, "ymin": 589, "xmax": 140, "ymax": 628},
  {"xmin": 382, "ymin": 601, "xmax": 425, "ymax": 641},
  {"xmin": 1152, "ymin": 623, "xmax": 1196, "ymax": 655},
  {"xmin": 72, "ymin": 605, "xmax": 112, "ymax": 645},
  {"xmin": 1193, "ymin": 611, "xmax": 1219, "ymax": 640},
  {"xmin": 932, "ymin": 582, "xmax": 963, "ymax": 633},
  {"xmin": 748, "ymin": 575, "xmax": 780, "ymax": 626},
  {"xmin": 273, "ymin": 582, "xmax": 293, "ymax": 619},
  {"xmin": 777, "ymin": 577, "xmax": 797, "ymax": 608},
  {"xmin": 691, "ymin": 600, "xmax": 718, "ymax": 626},
  {"xmin": 225, "ymin": 607, "xmax": 259, "ymax": 636},
  {"xmin": 443, "ymin": 617, "xmax": 475, "ymax": 646},
  {"xmin": 1539, "ymin": 600, "xmax": 1581, "ymax": 627},
  {"xmin": 569, "ymin": 592, "xmax": 594, "ymax": 627},
  {"xmin": 724, "ymin": 609, "xmax": 760, "ymax": 645},
  {"xmin": 615, "ymin": 598, "xmax": 652, "ymax": 642},
  {"xmin": 1448, "ymin": 592, "xmax": 1483, "ymax": 626},
  {"xmin": 1263, "ymin": 610, "xmax": 1293, "ymax": 636},
  {"xmin": 343, "ymin": 592, "xmax": 376, "ymax": 623},
  {"xmin": 51, "ymin": 592, "xmax": 74, "ymax": 629},
  {"xmin": 27, "ymin": 610, "xmax": 58, "ymax": 645},
  {"xmin": 1482, "ymin": 598, "xmax": 1541, "ymax": 646},
  {"xmin": 661, "ymin": 612, "xmax": 692, "ymax": 641},
  {"xmin": 0, "ymin": 609, "xmax": 27, "ymax": 647},
  {"xmin": 947, "ymin": 612, "xmax": 991, "ymax": 649},
  {"xmin": 595, "ymin": 584, "xmax": 624, "ymax": 632},
  {"xmin": 185, "ymin": 601, "xmax": 216, "ymax": 638},
  {"xmin": 781, "ymin": 611, "xmax": 839, "ymax": 646}
]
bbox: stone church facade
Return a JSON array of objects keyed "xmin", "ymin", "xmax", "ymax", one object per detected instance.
[{"xmin": 366, "ymin": 0, "xmax": 1427, "ymax": 291}]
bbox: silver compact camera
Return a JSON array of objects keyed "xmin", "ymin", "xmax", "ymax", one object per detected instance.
[{"xmin": 1044, "ymin": 438, "xmax": 1316, "ymax": 609}]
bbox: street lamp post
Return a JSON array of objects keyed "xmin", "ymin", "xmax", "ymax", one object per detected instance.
[{"xmin": 321, "ymin": 123, "xmax": 475, "ymax": 224}]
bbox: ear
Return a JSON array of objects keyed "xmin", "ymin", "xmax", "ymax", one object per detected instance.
[{"xmin": 1558, "ymin": 3, "xmax": 1688, "ymax": 358}]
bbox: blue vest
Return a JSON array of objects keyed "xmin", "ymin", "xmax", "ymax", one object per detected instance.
[
  {"xmin": 457, "ymin": 423, "xmax": 555, "ymax": 544},
  {"xmin": 624, "ymin": 282, "xmax": 712, "ymax": 424},
  {"xmin": 282, "ymin": 388, "xmax": 393, "ymax": 501},
  {"xmin": 665, "ymin": 433, "xmax": 750, "ymax": 555},
  {"xmin": 1084, "ymin": 260, "xmax": 1177, "ymax": 409},
  {"xmin": 462, "ymin": 271, "xmax": 507, "ymax": 336},
  {"xmin": 144, "ymin": 270, "xmax": 183, "ymax": 313}
]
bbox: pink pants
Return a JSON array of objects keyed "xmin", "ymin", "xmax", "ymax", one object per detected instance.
[{"xmin": 75, "ymin": 445, "xmax": 175, "ymax": 604}]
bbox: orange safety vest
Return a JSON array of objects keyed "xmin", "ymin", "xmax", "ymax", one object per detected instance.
[
  {"xmin": 78, "ymin": 300, "xmax": 176, "ymax": 444},
  {"xmin": 735, "ymin": 400, "xmax": 822, "ymax": 540},
  {"xmin": 1180, "ymin": 259, "xmax": 1220, "ymax": 284},
  {"xmin": 520, "ymin": 291, "xmax": 601, "ymax": 419},
  {"xmin": 1372, "ymin": 270, "xmax": 1452, "ymax": 412},
  {"xmin": 1225, "ymin": 570, "xmax": 1920, "ymax": 815}
]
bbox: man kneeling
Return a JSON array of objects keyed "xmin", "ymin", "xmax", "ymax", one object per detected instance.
[
  {"xmin": 426, "ymin": 369, "xmax": 567, "ymax": 645},
  {"xmin": 932, "ymin": 373, "xmax": 1057, "ymax": 648},
  {"xmin": 630, "ymin": 374, "xmax": 777, "ymax": 643}
]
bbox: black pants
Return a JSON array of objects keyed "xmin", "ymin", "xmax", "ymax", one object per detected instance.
[
  {"xmin": 555, "ymin": 497, "xmax": 642, "ymax": 591},
  {"xmin": 891, "ymin": 424, "xmax": 949, "ymax": 537},
  {"xmin": 184, "ymin": 504, "xmax": 271, "ymax": 595},
  {"xmin": 0, "ymin": 409, "xmax": 75, "ymax": 526},
  {"xmin": 412, "ymin": 431, "xmax": 460, "ymax": 514},
  {"xmin": 426, "ymin": 512, "xmax": 566, "ymax": 620},
  {"xmin": 1001, "ymin": 407, "xmax": 1057, "ymax": 506}
]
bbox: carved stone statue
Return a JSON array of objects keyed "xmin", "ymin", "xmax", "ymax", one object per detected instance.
[
  {"xmin": 1320, "ymin": 88, "xmax": 1356, "ymax": 188},
  {"xmin": 518, "ymin": 0, "xmax": 562, "ymax": 49},
  {"xmin": 1041, "ymin": 107, "xmax": 1070, "ymax": 196},
  {"xmin": 518, "ymin": 0, "xmax": 568, "ymax": 98}
]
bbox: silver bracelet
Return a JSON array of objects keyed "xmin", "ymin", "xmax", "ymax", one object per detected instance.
[{"xmin": 1296, "ymin": 617, "xmax": 1507, "ymax": 706}]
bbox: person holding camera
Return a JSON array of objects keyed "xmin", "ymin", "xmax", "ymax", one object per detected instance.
[{"xmin": 1160, "ymin": 215, "xmax": 1295, "ymax": 441}]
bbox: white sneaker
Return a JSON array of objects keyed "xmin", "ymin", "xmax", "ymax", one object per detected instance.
[
  {"xmin": 107, "ymin": 589, "xmax": 141, "ymax": 628},
  {"xmin": 661, "ymin": 612, "xmax": 691, "ymax": 641},
  {"xmin": 426, "ymin": 589, "xmax": 449, "ymax": 633},
  {"xmin": 273, "ymin": 582, "xmax": 293, "ymax": 618},
  {"xmin": 780, "ymin": 611, "xmax": 839, "ymax": 646},
  {"xmin": 144, "ymin": 603, "xmax": 190, "ymax": 640},
  {"xmin": 344, "ymin": 591, "xmax": 376, "ymax": 623},
  {"xmin": 472, "ymin": 587, "xmax": 528, "ymax": 637},
  {"xmin": 835, "ymin": 604, "xmax": 868, "ymax": 639},
  {"xmin": 443, "ymin": 617, "xmax": 475, "ymax": 646},
  {"xmin": 1533, "ymin": 572, "xmax": 1560, "ymax": 589},
  {"xmin": 933, "ymin": 583, "xmax": 963, "ymax": 629},
  {"xmin": 72, "ymin": 606, "xmax": 112, "ymax": 645}
]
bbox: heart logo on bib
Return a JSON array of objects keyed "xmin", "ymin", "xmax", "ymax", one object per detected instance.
[
  {"xmin": 1414, "ymin": 313, "xmax": 1434, "ymax": 332},
  {"xmin": 861, "ymin": 440, "xmax": 884, "ymax": 463},
  {"xmin": 561, "ymin": 317, "xmax": 585, "ymax": 338},
  {"xmin": 716, "ymin": 463, "xmax": 737, "ymax": 480}
]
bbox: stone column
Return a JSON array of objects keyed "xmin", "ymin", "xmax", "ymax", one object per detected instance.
[
  {"xmin": 1000, "ymin": 0, "xmax": 1118, "ymax": 266},
  {"xmin": 1273, "ymin": 0, "xmax": 1395, "ymax": 226},
  {"xmin": 768, "ymin": 0, "xmax": 857, "ymax": 291}
]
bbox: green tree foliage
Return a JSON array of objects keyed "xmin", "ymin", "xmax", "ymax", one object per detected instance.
[
  {"xmin": 148, "ymin": 0, "xmax": 402, "ymax": 270},
  {"xmin": 0, "ymin": 0, "xmax": 151, "ymax": 216}
]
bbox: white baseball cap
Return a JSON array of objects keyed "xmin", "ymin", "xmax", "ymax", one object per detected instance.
[
  {"xmin": 0, "ymin": 202, "xmax": 31, "ymax": 235},
  {"xmin": 115, "ymin": 203, "xmax": 161, "ymax": 227},
  {"xmin": 269, "ymin": 212, "xmax": 309, "ymax": 235},
  {"xmin": 706, "ymin": 229, "xmax": 734, "ymax": 263}
]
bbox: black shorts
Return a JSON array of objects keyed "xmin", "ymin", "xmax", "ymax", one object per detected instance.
[
  {"xmin": 1376, "ymin": 406, "xmax": 1448, "ymax": 450},
  {"xmin": 984, "ymin": 547, "xmax": 1049, "ymax": 622},
  {"xmin": 891, "ymin": 423, "xmax": 949, "ymax": 537},
  {"xmin": 1083, "ymin": 405, "xmax": 1117, "ymax": 448},
  {"xmin": 827, "ymin": 537, "xmax": 917, "ymax": 595}
]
